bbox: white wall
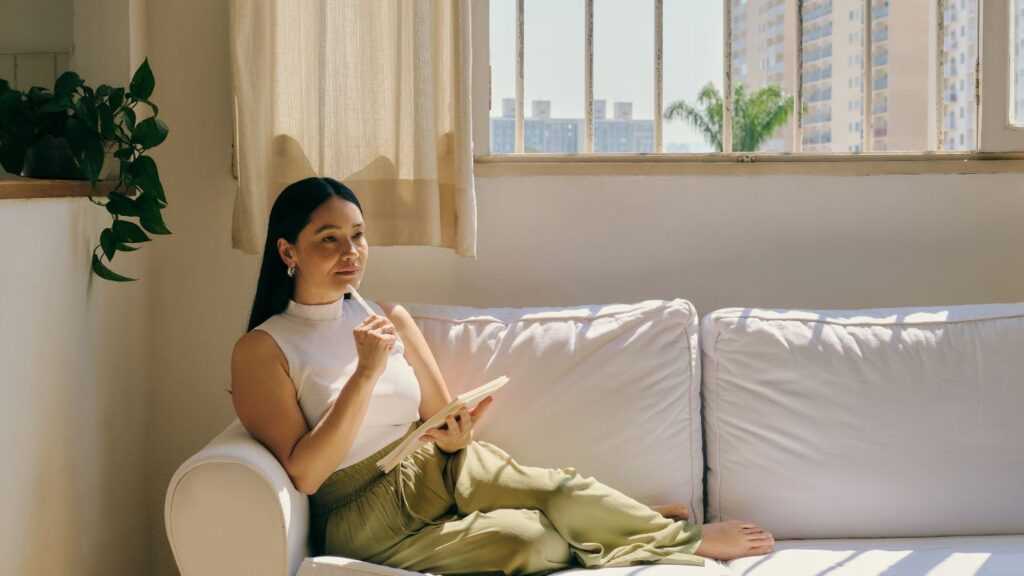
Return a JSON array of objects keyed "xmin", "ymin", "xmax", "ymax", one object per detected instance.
[
  {"xmin": 0, "ymin": 1, "xmax": 154, "ymax": 575},
  {"xmin": 0, "ymin": 199, "xmax": 151, "ymax": 576},
  {"xmin": 0, "ymin": 0, "xmax": 73, "ymax": 93},
  {"xmin": 0, "ymin": 0, "xmax": 73, "ymax": 53},
  {"xmin": 143, "ymin": 0, "xmax": 254, "ymax": 571}
]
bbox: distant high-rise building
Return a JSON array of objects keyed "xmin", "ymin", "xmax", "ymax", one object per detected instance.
[
  {"xmin": 942, "ymin": 0, "xmax": 978, "ymax": 150},
  {"xmin": 613, "ymin": 101, "xmax": 633, "ymax": 120},
  {"xmin": 491, "ymin": 98, "xmax": 651, "ymax": 153},
  {"xmin": 502, "ymin": 97, "xmax": 515, "ymax": 119},
  {"xmin": 532, "ymin": 100, "xmax": 551, "ymax": 119},
  {"xmin": 730, "ymin": 0, "xmax": 977, "ymax": 152}
]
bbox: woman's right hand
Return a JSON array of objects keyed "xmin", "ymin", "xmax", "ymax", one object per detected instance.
[{"xmin": 353, "ymin": 313, "xmax": 398, "ymax": 379}]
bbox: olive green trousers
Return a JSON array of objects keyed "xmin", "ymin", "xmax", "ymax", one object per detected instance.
[{"xmin": 309, "ymin": 420, "xmax": 705, "ymax": 575}]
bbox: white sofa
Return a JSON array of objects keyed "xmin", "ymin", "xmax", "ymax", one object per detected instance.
[{"xmin": 165, "ymin": 299, "xmax": 1024, "ymax": 575}]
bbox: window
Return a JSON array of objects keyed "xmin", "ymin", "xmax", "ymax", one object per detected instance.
[{"xmin": 482, "ymin": 0, "xmax": 1024, "ymax": 157}]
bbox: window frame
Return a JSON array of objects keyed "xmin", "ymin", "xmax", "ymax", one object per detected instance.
[
  {"xmin": 979, "ymin": 0, "xmax": 1024, "ymax": 151},
  {"xmin": 472, "ymin": 0, "xmax": 1024, "ymax": 174}
]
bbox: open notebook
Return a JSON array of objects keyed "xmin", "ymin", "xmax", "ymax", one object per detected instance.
[{"xmin": 375, "ymin": 375, "xmax": 510, "ymax": 473}]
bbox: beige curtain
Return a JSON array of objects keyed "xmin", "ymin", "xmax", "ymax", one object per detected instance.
[{"xmin": 229, "ymin": 0, "xmax": 477, "ymax": 258}]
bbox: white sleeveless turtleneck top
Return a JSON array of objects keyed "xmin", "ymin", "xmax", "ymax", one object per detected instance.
[{"xmin": 251, "ymin": 295, "xmax": 421, "ymax": 472}]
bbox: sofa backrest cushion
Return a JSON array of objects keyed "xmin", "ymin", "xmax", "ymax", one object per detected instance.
[
  {"xmin": 403, "ymin": 299, "xmax": 706, "ymax": 522},
  {"xmin": 701, "ymin": 302, "xmax": 1024, "ymax": 539}
]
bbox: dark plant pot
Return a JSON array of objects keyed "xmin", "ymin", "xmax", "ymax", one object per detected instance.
[{"xmin": 21, "ymin": 136, "xmax": 85, "ymax": 180}]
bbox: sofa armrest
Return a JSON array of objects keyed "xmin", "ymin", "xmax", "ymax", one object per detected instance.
[{"xmin": 165, "ymin": 418, "xmax": 310, "ymax": 576}]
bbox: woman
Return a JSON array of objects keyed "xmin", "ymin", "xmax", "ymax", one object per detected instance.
[{"xmin": 231, "ymin": 176, "xmax": 775, "ymax": 575}]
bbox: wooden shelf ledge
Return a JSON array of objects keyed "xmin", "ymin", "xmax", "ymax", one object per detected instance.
[{"xmin": 0, "ymin": 174, "xmax": 118, "ymax": 200}]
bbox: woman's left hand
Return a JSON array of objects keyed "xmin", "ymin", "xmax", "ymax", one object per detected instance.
[{"xmin": 420, "ymin": 396, "xmax": 495, "ymax": 454}]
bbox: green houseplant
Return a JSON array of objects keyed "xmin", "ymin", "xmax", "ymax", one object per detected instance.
[{"xmin": 0, "ymin": 58, "xmax": 170, "ymax": 282}]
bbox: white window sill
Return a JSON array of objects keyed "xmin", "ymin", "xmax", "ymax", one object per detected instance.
[{"xmin": 473, "ymin": 152, "xmax": 1024, "ymax": 177}]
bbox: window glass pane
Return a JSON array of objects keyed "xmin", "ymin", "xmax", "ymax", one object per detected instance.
[
  {"xmin": 663, "ymin": 0, "xmax": 723, "ymax": 153},
  {"xmin": 731, "ymin": 0, "xmax": 795, "ymax": 152},
  {"xmin": 489, "ymin": 0, "xmax": 516, "ymax": 153},
  {"xmin": 942, "ymin": 0, "xmax": 978, "ymax": 149},
  {"xmin": 594, "ymin": 0, "xmax": 655, "ymax": 152},
  {"xmin": 523, "ymin": 0, "xmax": 584, "ymax": 153}
]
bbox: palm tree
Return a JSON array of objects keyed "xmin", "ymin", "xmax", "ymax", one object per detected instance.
[{"xmin": 664, "ymin": 83, "xmax": 795, "ymax": 152}]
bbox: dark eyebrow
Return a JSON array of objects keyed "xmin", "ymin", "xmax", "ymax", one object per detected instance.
[{"xmin": 314, "ymin": 223, "xmax": 364, "ymax": 234}]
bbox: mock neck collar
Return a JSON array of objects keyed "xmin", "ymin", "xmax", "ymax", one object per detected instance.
[{"xmin": 285, "ymin": 295, "xmax": 348, "ymax": 321}]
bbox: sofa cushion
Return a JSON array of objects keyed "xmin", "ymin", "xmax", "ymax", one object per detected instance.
[
  {"xmin": 701, "ymin": 302, "xmax": 1024, "ymax": 540},
  {"xmin": 402, "ymin": 299, "xmax": 706, "ymax": 522},
  {"xmin": 725, "ymin": 535, "xmax": 1024, "ymax": 575}
]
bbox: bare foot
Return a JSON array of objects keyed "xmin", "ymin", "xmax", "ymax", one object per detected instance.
[
  {"xmin": 651, "ymin": 503, "xmax": 689, "ymax": 520},
  {"xmin": 694, "ymin": 520, "xmax": 775, "ymax": 561}
]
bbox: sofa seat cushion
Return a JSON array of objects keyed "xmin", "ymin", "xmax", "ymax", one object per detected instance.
[{"xmin": 726, "ymin": 535, "xmax": 1024, "ymax": 575}]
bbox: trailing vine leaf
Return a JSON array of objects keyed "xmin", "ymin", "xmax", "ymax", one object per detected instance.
[
  {"xmin": 132, "ymin": 117, "xmax": 168, "ymax": 148},
  {"xmin": 100, "ymin": 228, "xmax": 118, "ymax": 260},
  {"xmin": 98, "ymin": 103, "xmax": 115, "ymax": 139},
  {"xmin": 120, "ymin": 106, "xmax": 136, "ymax": 131},
  {"xmin": 92, "ymin": 253, "xmax": 135, "ymax": 282},
  {"xmin": 138, "ymin": 192, "xmax": 172, "ymax": 235},
  {"xmin": 129, "ymin": 156, "xmax": 166, "ymax": 205},
  {"xmin": 73, "ymin": 96, "xmax": 98, "ymax": 132},
  {"xmin": 54, "ymin": 71, "xmax": 84, "ymax": 97},
  {"xmin": 112, "ymin": 219, "xmax": 151, "ymax": 244},
  {"xmin": 129, "ymin": 58, "xmax": 155, "ymax": 101},
  {"xmin": 106, "ymin": 192, "xmax": 141, "ymax": 217},
  {"xmin": 108, "ymin": 87, "xmax": 124, "ymax": 109}
]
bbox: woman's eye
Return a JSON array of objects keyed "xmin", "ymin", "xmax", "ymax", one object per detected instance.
[{"xmin": 323, "ymin": 232, "xmax": 363, "ymax": 243}]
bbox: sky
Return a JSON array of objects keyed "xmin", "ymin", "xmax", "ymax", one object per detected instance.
[{"xmin": 489, "ymin": 0, "xmax": 724, "ymax": 149}]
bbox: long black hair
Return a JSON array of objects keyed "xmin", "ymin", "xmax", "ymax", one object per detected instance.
[{"xmin": 246, "ymin": 176, "xmax": 363, "ymax": 332}]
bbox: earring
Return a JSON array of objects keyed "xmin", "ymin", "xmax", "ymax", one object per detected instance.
[{"xmin": 287, "ymin": 264, "xmax": 296, "ymax": 277}]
